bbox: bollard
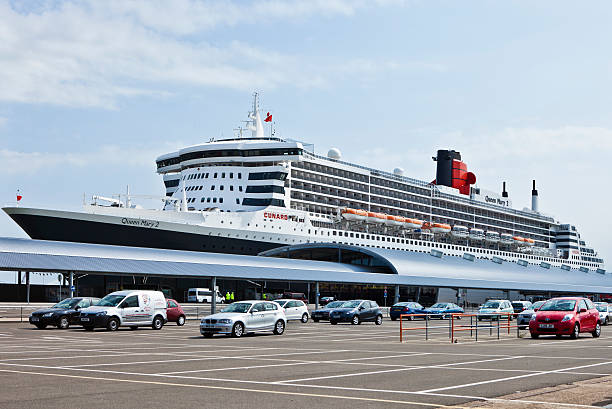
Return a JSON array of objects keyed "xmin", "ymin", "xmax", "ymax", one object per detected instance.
[
  {"xmin": 20, "ymin": 306, "xmax": 23, "ymax": 323},
  {"xmin": 400, "ymin": 315, "xmax": 403, "ymax": 343},
  {"xmin": 497, "ymin": 315, "xmax": 500, "ymax": 340},
  {"xmin": 425, "ymin": 315, "xmax": 429, "ymax": 341},
  {"xmin": 475, "ymin": 316, "xmax": 478, "ymax": 341}
]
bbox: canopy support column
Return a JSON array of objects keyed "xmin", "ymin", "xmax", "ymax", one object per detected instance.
[{"xmin": 211, "ymin": 276, "xmax": 217, "ymax": 315}]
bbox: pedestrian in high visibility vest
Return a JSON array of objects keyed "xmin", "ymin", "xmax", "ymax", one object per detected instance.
[
  {"xmin": 225, "ymin": 292, "xmax": 231, "ymax": 303},
  {"xmin": 262, "ymin": 293, "xmax": 267, "ymax": 300},
  {"xmin": 230, "ymin": 292, "xmax": 235, "ymax": 301}
]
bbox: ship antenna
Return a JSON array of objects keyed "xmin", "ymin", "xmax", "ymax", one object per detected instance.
[{"xmin": 247, "ymin": 92, "xmax": 264, "ymax": 138}]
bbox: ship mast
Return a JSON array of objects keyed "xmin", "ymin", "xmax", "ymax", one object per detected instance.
[{"xmin": 248, "ymin": 92, "xmax": 264, "ymax": 138}]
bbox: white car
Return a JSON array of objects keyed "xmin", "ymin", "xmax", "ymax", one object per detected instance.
[
  {"xmin": 200, "ymin": 301, "xmax": 286, "ymax": 338},
  {"xmin": 595, "ymin": 302, "xmax": 611, "ymax": 325},
  {"xmin": 79, "ymin": 290, "xmax": 167, "ymax": 331},
  {"xmin": 274, "ymin": 299, "xmax": 309, "ymax": 323},
  {"xmin": 478, "ymin": 299, "xmax": 514, "ymax": 321}
]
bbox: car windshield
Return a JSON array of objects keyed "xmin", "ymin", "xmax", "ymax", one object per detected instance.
[
  {"xmin": 52, "ymin": 298, "xmax": 80, "ymax": 309},
  {"xmin": 596, "ymin": 305, "xmax": 608, "ymax": 312},
  {"xmin": 341, "ymin": 301, "xmax": 362, "ymax": 308},
  {"xmin": 539, "ymin": 300, "xmax": 576, "ymax": 311},
  {"xmin": 275, "ymin": 300, "xmax": 288, "ymax": 307},
  {"xmin": 533, "ymin": 301, "xmax": 546, "ymax": 309},
  {"xmin": 430, "ymin": 303, "xmax": 447, "ymax": 308},
  {"xmin": 220, "ymin": 303, "xmax": 252, "ymax": 313},
  {"xmin": 97, "ymin": 294, "xmax": 126, "ymax": 307},
  {"xmin": 393, "ymin": 302, "xmax": 409, "ymax": 307},
  {"xmin": 482, "ymin": 302, "xmax": 500, "ymax": 309},
  {"xmin": 511, "ymin": 302, "xmax": 525, "ymax": 308},
  {"xmin": 325, "ymin": 301, "xmax": 344, "ymax": 308}
]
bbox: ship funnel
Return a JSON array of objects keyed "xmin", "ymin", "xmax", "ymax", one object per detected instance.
[
  {"xmin": 502, "ymin": 181, "xmax": 508, "ymax": 198},
  {"xmin": 531, "ymin": 179, "xmax": 538, "ymax": 212}
]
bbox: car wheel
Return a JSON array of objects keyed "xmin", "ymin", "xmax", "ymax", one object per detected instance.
[
  {"xmin": 530, "ymin": 332, "xmax": 539, "ymax": 339},
  {"xmin": 375, "ymin": 315, "xmax": 383, "ymax": 325},
  {"xmin": 391, "ymin": 317, "xmax": 397, "ymax": 321},
  {"xmin": 273, "ymin": 320, "xmax": 285, "ymax": 335},
  {"xmin": 57, "ymin": 316, "xmax": 70, "ymax": 329},
  {"xmin": 232, "ymin": 322, "xmax": 244, "ymax": 338},
  {"xmin": 313, "ymin": 318, "xmax": 320, "ymax": 323},
  {"xmin": 555, "ymin": 334, "xmax": 563, "ymax": 338},
  {"xmin": 592, "ymin": 322, "xmax": 601, "ymax": 338},
  {"xmin": 605, "ymin": 317, "xmax": 609, "ymax": 326},
  {"xmin": 203, "ymin": 332, "xmax": 214, "ymax": 338},
  {"xmin": 300, "ymin": 313, "xmax": 308, "ymax": 323},
  {"xmin": 84, "ymin": 325, "xmax": 94, "ymax": 331},
  {"xmin": 570, "ymin": 323, "xmax": 580, "ymax": 339},
  {"xmin": 330, "ymin": 319, "xmax": 338, "ymax": 325},
  {"xmin": 351, "ymin": 315, "xmax": 360, "ymax": 325},
  {"xmin": 107, "ymin": 318, "xmax": 119, "ymax": 331},
  {"xmin": 177, "ymin": 315, "xmax": 186, "ymax": 326},
  {"xmin": 152, "ymin": 315, "xmax": 164, "ymax": 330},
  {"xmin": 130, "ymin": 326, "xmax": 138, "ymax": 330},
  {"xmin": 408, "ymin": 315, "xmax": 414, "ymax": 321},
  {"xmin": 35, "ymin": 324, "xmax": 47, "ymax": 329}
]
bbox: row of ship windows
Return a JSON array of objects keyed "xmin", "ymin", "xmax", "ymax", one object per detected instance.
[
  {"xmin": 171, "ymin": 171, "xmax": 287, "ymax": 183},
  {"xmin": 156, "ymin": 148, "xmax": 302, "ymax": 168},
  {"xmin": 185, "ymin": 197, "xmax": 285, "ymax": 207},
  {"xmin": 178, "ymin": 185, "xmax": 285, "ymax": 194}
]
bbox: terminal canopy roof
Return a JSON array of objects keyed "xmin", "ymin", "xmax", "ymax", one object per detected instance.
[{"xmin": 0, "ymin": 238, "xmax": 610, "ymax": 294}]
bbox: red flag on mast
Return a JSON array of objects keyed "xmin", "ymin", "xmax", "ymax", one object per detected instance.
[
  {"xmin": 16, "ymin": 189, "xmax": 22, "ymax": 202},
  {"xmin": 264, "ymin": 112, "xmax": 272, "ymax": 122}
]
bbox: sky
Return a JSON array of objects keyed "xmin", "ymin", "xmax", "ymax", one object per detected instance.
[{"xmin": 0, "ymin": 0, "xmax": 610, "ymax": 268}]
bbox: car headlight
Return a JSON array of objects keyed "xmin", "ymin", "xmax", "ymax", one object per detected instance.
[
  {"xmin": 218, "ymin": 319, "xmax": 232, "ymax": 324},
  {"xmin": 43, "ymin": 312, "xmax": 54, "ymax": 317},
  {"xmin": 96, "ymin": 311, "xmax": 107, "ymax": 316},
  {"xmin": 561, "ymin": 314, "xmax": 573, "ymax": 322}
]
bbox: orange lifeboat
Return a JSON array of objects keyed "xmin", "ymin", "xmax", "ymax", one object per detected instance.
[
  {"xmin": 341, "ymin": 208, "xmax": 367, "ymax": 221},
  {"xmin": 423, "ymin": 222, "xmax": 451, "ymax": 234},
  {"xmin": 524, "ymin": 238, "xmax": 535, "ymax": 246},
  {"xmin": 512, "ymin": 236, "xmax": 525, "ymax": 245},
  {"xmin": 404, "ymin": 218, "xmax": 424, "ymax": 229},
  {"xmin": 367, "ymin": 212, "xmax": 387, "ymax": 224},
  {"xmin": 384, "ymin": 215, "xmax": 404, "ymax": 227}
]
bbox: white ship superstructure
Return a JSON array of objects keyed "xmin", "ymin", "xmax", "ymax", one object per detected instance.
[{"xmin": 4, "ymin": 93, "xmax": 605, "ymax": 272}]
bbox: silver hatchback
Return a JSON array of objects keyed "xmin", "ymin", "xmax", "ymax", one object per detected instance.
[{"xmin": 200, "ymin": 300, "xmax": 287, "ymax": 338}]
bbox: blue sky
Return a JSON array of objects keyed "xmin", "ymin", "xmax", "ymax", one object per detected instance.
[{"xmin": 1, "ymin": 0, "xmax": 610, "ymax": 267}]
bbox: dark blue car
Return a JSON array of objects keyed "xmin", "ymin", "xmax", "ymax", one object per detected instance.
[
  {"xmin": 389, "ymin": 302, "xmax": 426, "ymax": 321},
  {"xmin": 424, "ymin": 303, "xmax": 464, "ymax": 319}
]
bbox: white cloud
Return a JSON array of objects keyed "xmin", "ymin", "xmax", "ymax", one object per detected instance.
[{"xmin": 0, "ymin": 0, "xmax": 434, "ymax": 109}]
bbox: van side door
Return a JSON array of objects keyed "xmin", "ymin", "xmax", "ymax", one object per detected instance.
[{"xmin": 119, "ymin": 295, "xmax": 141, "ymax": 325}]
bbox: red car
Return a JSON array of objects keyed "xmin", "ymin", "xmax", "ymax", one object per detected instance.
[
  {"xmin": 166, "ymin": 299, "xmax": 186, "ymax": 326},
  {"xmin": 529, "ymin": 297, "xmax": 600, "ymax": 339}
]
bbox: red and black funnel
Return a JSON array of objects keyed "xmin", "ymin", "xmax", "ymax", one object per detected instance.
[{"xmin": 432, "ymin": 149, "xmax": 476, "ymax": 195}]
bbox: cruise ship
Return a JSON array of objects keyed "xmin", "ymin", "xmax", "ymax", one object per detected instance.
[{"xmin": 4, "ymin": 94, "xmax": 605, "ymax": 272}]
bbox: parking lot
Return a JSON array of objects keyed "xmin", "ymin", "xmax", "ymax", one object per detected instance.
[{"xmin": 0, "ymin": 319, "xmax": 612, "ymax": 408}]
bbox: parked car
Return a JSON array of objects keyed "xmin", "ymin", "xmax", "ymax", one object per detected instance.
[
  {"xmin": 166, "ymin": 298, "xmax": 186, "ymax": 326},
  {"xmin": 320, "ymin": 296, "xmax": 335, "ymax": 305},
  {"xmin": 424, "ymin": 303, "xmax": 464, "ymax": 319},
  {"xmin": 390, "ymin": 302, "xmax": 426, "ymax": 321},
  {"xmin": 200, "ymin": 301, "xmax": 286, "ymax": 338},
  {"xmin": 478, "ymin": 300, "xmax": 514, "ymax": 321},
  {"xmin": 187, "ymin": 288, "xmax": 224, "ymax": 304},
  {"xmin": 274, "ymin": 299, "xmax": 309, "ymax": 323},
  {"xmin": 511, "ymin": 300, "xmax": 533, "ymax": 313},
  {"xmin": 311, "ymin": 300, "xmax": 346, "ymax": 322},
  {"xmin": 530, "ymin": 297, "xmax": 600, "ymax": 339},
  {"xmin": 79, "ymin": 290, "xmax": 167, "ymax": 331},
  {"xmin": 517, "ymin": 300, "xmax": 547, "ymax": 329},
  {"xmin": 29, "ymin": 297, "xmax": 100, "ymax": 329},
  {"xmin": 283, "ymin": 292, "xmax": 308, "ymax": 303},
  {"xmin": 594, "ymin": 302, "xmax": 611, "ymax": 326},
  {"xmin": 329, "ymin": 300, "xmax": 383, "ymax": 325}
]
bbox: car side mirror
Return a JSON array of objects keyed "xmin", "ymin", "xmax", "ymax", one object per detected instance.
[
  {"xmin": 579, "ymin": 308, "xmax": 587, "ymax": 313},
  {"xmin": 251, "ymin": 309, "xmax": 258, "ymax": 313},
  {"xmin": 359, "ymin": 306, "xmax": 365, "ymax": 311},
  {"xmin": 75, "ymin": 305, "xmax": 80, "ymax": 311}
]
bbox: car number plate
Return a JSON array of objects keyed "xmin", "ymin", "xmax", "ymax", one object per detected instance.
[
  {"xmin": 81, "ymin": 318, "xmax": 90, "ymax": 322},
  {"xmin": 31, "ymin": 317, "xmax": 39, "ymax": 321},
  {"xmin": 539, "ymin": 323, "xmax": 554, "ymax": 329}
]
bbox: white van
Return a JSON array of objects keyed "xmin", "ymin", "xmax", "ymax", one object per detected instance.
[
  {"xmin": 188, "ymin": 288, "xmax": 224, "ymax": 304},
  {"xmin": 79, "ymin": 290, "xmax": 167, "ymax": 331}
]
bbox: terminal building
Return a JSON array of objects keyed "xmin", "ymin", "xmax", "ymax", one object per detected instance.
[{"xmin": 0, "ymin": 237, "xmax": 610, "ymax": 307}]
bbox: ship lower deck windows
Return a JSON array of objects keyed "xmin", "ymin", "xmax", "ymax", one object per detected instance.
[{"xmin": 242, "ymin": 198, "xmax": 285, "ymax": 207}]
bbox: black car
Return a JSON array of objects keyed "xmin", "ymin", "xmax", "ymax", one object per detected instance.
[
  {"xmin": 312, "ymin": 300, "xmax": 346, "ymax": 322},
  {"xmin": 29, "ymin": 297, "xmax": 100, "ymax": 329},
  {"xmin": 329, "ymin": 300, "xmax": 383, "ymax": 325}
]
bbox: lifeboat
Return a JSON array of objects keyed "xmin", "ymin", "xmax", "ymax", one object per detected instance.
[
  {"xmin": 423, "ymin": 222, "xmax": 451, "ymax": 234},
  {"xmin": 512, "ymin": 236, "xmax": 525, "ymax": 245},
  {"xmin": 500, "ymin": 233, "xmax": 514, "ymax": 244},
  {"xmin": 384, "ymin": 215, "xmax": 404, "ymax": 227},
  {"xmin": 404, "ymin": 218, "xmax": 424, "ymax": 229},
  {"xmin": 524, "ymin": 238, "xmax": 535, "ymax": 246},
  {"xmin": 367, "ymin": 212, "xmax": 387, "ymax": 224},
  {"xmin": 485, "ymin": 231, "xmax": 500, "ymax": 243},
  {"xmin": 469, "ymin": 228, "xmax": 485, "ymax": 241},
  {"xmin": 341, "ymin": 208, "xmax": 367, "ymax": 221},
  {"xmin": 451, "ymin": 225, "xmax": 469, "ymax": 238}
]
